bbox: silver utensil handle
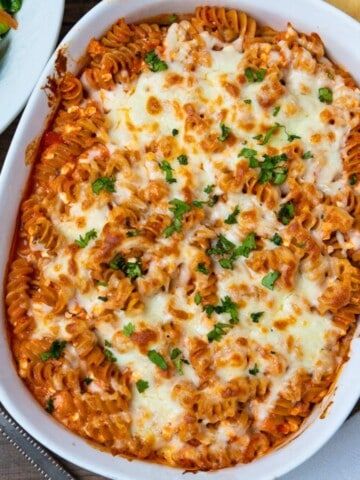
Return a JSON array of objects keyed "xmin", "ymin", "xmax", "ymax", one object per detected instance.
[{"xmin": 0, "ymin": 403, "xmax": 76, "ymax": 480}]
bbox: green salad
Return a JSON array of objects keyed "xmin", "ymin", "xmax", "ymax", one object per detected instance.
[{"xmin": 0, "ymin": 0, "xmax": 22, "ymax": 38}]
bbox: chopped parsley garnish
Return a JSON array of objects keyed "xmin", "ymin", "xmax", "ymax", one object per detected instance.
[
  {"xmin": 225, "ymin": 205, "xmax": 240, "ymax": 224},
  {"xmin": 203, "ymin": 295, "xmax": 239, "ymax": 324},
  {"xmin": 172, "ymin": 128, "xmax": 179, "ymax": 136},
  {"xmin": 253, "ymin": 134, "xmax": 263, "ymax": 140},
  {"xmin": 92, "ymin": 175, "xmax": 116, "ymax": 195},
  {"xmin": 257, "ymin": 153, "xmax": 289, "ymax": 185},
  {"xmin": 75, "ymin": 229, "xmax": 97, "ymax": 248},
  {"xmin": 207, "ymin": 234, "xmax": 235, "ymax": 256},
  {"xmin": 123, "ymin": 322, "xmax": 135, "ymax": 337},
  {"xmin": 250, "ymin": 312, "xmax": 264, "ymax": 323},
  {"xmin": 244, "ymin": 67, "xmax": 267, "ymax": 83},
  {"xmin": 244, "ymin": 99, "xmax": 252, "ymax": 104},
  {"xmin": 126, "ymin": 230, "xmax": 142, "ymax": 237},
  {"xmin": 159, "ymin": 160, "xmax": 177, "ymax": 183},
  {"xmin": 249, "ymin": 364, "xmax": 259, "ymax": 375},
  {"xmin": 204, "ymin": 184, "xmax": 215, "ymax": 194},
  {"xmin": 83, "ymin": 377, "xmax": 93, "ymax": 385},
  {"xmin": 261, "ymin": 270, "xmax": 281, "ymax": 290},
  {"xmin": 40, "ymin": 340, "xmax": 67, "ymax": 361},
  {"xmin": 109, "ymin": 255, "xmax": 142, "ymax": 279},
  {"xmin": 272, "ymin": 105, "xmax": 281, "ymax": 117},
  {"xmin": 147, "ymin": 350, "xmax": 168, "ymax": 370},
  {"xmin": 318, "ymin": 87, "xmax": 333, "ymax": 104},
  {"xmin": 302, "ymin": 151, "xmax": 314, "ymax": 160},
  {"xmin": 349, "ymin": 174, "xmax": 357, "ymax": 186},
  {"xmin": 144, "ymin": 50, "xmax": 168, "ymax": 72},
  {"xmin": 238, "ymin": 147, "xmax": 257, "ymax": 159},
  {"xmin": 170, "ymin": 348, "xmax": 189, "ymax": 375},
  {"xmin": 194, "ymin": 292, "xmax": 202, "ymax": 305},
  {"xmin": 45, "ymin": 397, "xmax": 55, "ymax": 414},
  {"xmin": 136, "ymin": 379, "xmax": 149, "ymax": 393},
  {"xmin": 207, "ymin": 232, "xmax": 256, "ymax": 270},
  {"xmin": 270, "ymin": 233, "xmax": 283, "ymax": 245},
  {"xmin": 104, "ymin": 340, "xmax": 112, "ymax": 347},
  {"xmin": 104, "ymin": 348, "xmax": 117, "ymax": 363},
  {"xmin": 196, "ymin": 262, "xmax": 209, "ymax": 275},
  {"xmin": 168, "ymin": 13, "xmax": 177, "ymax": 24},
  {"xmin": 255, "ymin": 123, "xmax": 301, "ymax": 145},
  {"xmin": 177, "ymin": 154, "xmax": 188, "ymax": 165},
  {"xmin": 96, "ymin": 280, "xmax": 108, "ymax": 287},
  {"xmin": 207, "ymin": 195, "xmax": 219, "ymax": 207},
  {"xmin": 277, "ymin": 201, "xmax": 295, "ymax": 225},
  {"xmin": 207, "ymin": 322, "xmax": 232, "ymax": 342},
  {"xmin": 97, "ymin": 296, "xmax": 108, "ymax": 302},
  {"xmin": 218, "ymin": 122, "xmax": 231, "ymax": 142},
  {"xmin": 163, "ymin": 198, "xmax": 191, "ymax": 237},
  {"xmin": 234, "ymin": 232, "xmax": 257, "ymax": 258}
]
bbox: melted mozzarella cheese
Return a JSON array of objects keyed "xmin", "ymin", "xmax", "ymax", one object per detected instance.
[{"xmin": 29, "ymin": 20, "xmax": 359, "ymax": 450}]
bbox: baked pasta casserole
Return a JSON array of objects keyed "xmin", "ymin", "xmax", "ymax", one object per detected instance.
[{"xmin": 5, "ymin": 6, "xmax": 360, "ymax": 471}]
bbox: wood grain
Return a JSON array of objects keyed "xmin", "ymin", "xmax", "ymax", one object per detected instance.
[{"xmin": 0, "ymin": 1, "xmax": 358, "ymax": 479}]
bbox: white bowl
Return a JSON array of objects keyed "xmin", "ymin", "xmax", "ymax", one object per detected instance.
[
  {"xmin": 0, "ymin": 0, "xmax": 65, "ymax": 133},
  {"xmin": 1, "ymin": 1, "xmax": 359, "ymax": 479}
]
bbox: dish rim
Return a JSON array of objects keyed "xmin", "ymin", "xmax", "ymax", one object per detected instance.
[{"xmin": 0, "ymin": 1, "xmax": 359, "ymax": 479}]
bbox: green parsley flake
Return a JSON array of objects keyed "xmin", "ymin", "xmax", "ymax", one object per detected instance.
[
  {"xmin": 244, "ymin": 67, "xmax": 267, "ymax": 83},
  {"xmin": 96, "ymin": 280, "xmax": 108, "ymax": 287},
  {"xmin": 177, "ymin": 154, "xmax": 188, "ymax": 165},
  {"xmin": 104, "ymin": 340, "xmax": 112, "ymax": 347},
  {"xmin": 83, "ymin": 377, "xmax": 93, "ymax": 385},
  {"xmin": 109, "ymin": 255, "xmax": 142, "ymax": 279},
  {"xmin": 159, "ymin": 160, "xmax": 177, "ymax": 184},
  {"xmin": 218, "ymin": 122, "xmax": 231, "ymax": 142},
  {"xmin": 163, "ymin": 198, "xmax": 191, "ymax": 237},
  {"xmin": 258, "ymin": 123, "xmax": 301, "ymax": 145},
  {"xmin": 123, "ymin": 322, "xmax": 135, "ymax": 337},
  {"xmin": 244, "ymin": 99, "xmax": 252, "ymax": 104},
  {"xmin": 204, "ymin": 296, "xmax": 239, "ymax": 324},
  {"xmin": 270, "ymin": 233, "xmax": 283, "ymax": 245},
  {"xmin": 318, "ymin": 87, "xmax": 333, "ymax": 104},
  {"xmin": 104, "ymin": 348, "xmax": 117, "ymax": 363},
  {"xmin": 204, "ymin": 184, "xmax": 215, "ymax": 194},
  {"xmin": 144, "ymin": 50, "xmax": 168, "ymax": 72},
  {"xmin": 207, "ymin": 233, "xmax": 256, "ymax": 270},
  {"xmin": 136, "ymin": 379, "xmax": 149, "ymax": 393},
  {"xmin": 255, "ymin": 153, "xmax": 289, "ymax": 185},
  {"xmin": 97, "ymin": 296, "xmax": 108, "ymax": 302},
  {"xmin": 207, "ymin": 322, "xmax": 232, "ymax": 342},
  {"xmin": 196, "ymin": 262, "xmax": 209, "ymax": 275},
  {"xmin": 224, "ymin": 205, "xmax": 240, "ymax": 224},
  {"xmin": 272, "ymin": 106, "xmax": 281, "ymax": 117},
  {"xmin": 126, "ymin": 230, "xmax": 142, "ymax": 237},
  {"xmin": 349, "ymin": 174, "xmax": 357, "ymax": 186},
  {"xmin": 277, "ymin": 201, "xmax": 295, "ymax": 225},
  {"xmin": 170, "ymin": 348, "xmax": 188, "ymax": 375},
  {"xmin": 172, "ymin": 128, "xmax": 179, "ymax": 136},
  {"xmin": 250, "ymin": 312, "xmax": 264, "ymax": 323},
  {"xmin": 40, "ymin": 340, "xmax": 67, "ymax": 361},
  {"xmin": 194, "ymin": 292, "xmax": 202, "ymax": 305},
  {"xmin": 75, "ymin": 229, "xmax": 97, "ymax": 248},
  {"xmin": 168, "ymin": 13, "xmax": 177, "ymax": 24},
  {"xmin": 92, "ymin": 176, "xmax": 116, "ymax": 195},
  {"xmin": 261, "ymin": 271, "xmax": 281, "ymax": 290},
  {"xmin": 147, "ymin": 350, "xmax": 168, "ymax": 370},
  {"xmin": 249, "ymin": 364, "xmax": 259, "ymax": 375},
  {"xmin": 45, "ymin": 397, "xmax": 55, "ymax": 413},
  {"xmin": 302, "ymin": 151, "xmax": 314, "ymax": 160}
]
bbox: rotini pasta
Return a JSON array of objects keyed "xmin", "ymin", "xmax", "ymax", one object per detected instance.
[{"xmin": 5, "ymin": 6, "xmax": 360, "ymax": 472}]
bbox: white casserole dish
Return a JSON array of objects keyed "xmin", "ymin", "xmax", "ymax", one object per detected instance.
[{"xmin": 0, "ymin": 1, "xmax": 359, "ymax": 479}]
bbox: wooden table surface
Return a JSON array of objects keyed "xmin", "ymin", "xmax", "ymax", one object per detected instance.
[{"xmin": 0, "ymin": 1, "xmax": 359, "ymax": 479}]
